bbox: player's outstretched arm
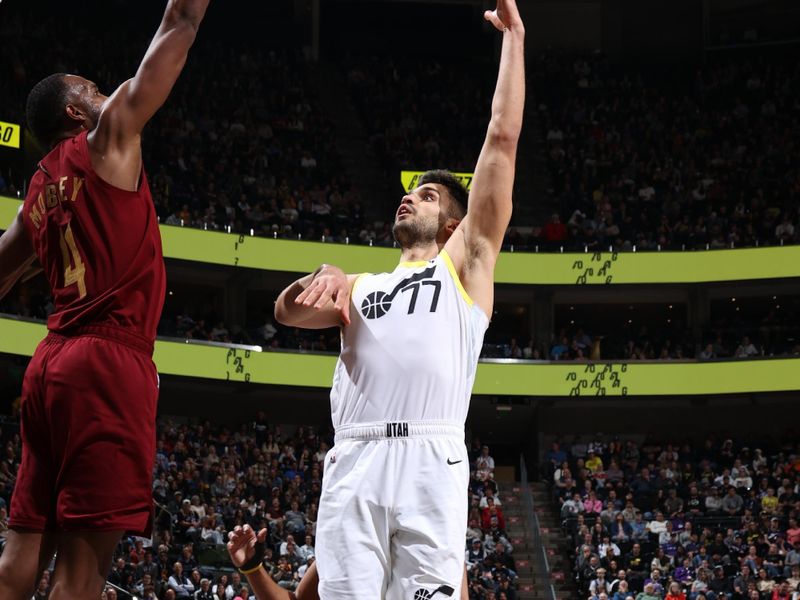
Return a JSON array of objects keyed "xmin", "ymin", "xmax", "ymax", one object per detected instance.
[
  {"xmin": 106, "ymin": 0, "xmax": 210, "ymax": 136},
  {"xmin": 0, "ymin": 209, "xmax": 37, "ymax": 301},
  {"xmin": 88, "ymin": 0, "xmax": 209, "ymax": 189},
  {"xmin": 444, "ymin": 0, "xmax": 525, "ymax": 317},
  {"xmin": 227, "ymin": 525, "xmax": 320, "ymax": 600},
  {"xmin": 275, "ymin": 265, "xmax": 357, "ymax": 329}
]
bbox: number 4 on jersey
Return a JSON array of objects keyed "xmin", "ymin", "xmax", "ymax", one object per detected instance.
[{"xmin": 59, "ymin": 223, "xmax": 87, "ymax": 299}]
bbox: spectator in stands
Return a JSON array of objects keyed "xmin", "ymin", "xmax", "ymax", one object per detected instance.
[
  {"xmin": 545, "ymin": 442, "xmax": 568, "ymax": 476},
  {"xmin": 665, "ymin": 488, "xmax": 685, "ymax": 517},
  {"xmin": 542, "ymin": 213, "xmax": 568, "ymax": 247},
  {"xmin": 486, "ymin": 541, "xmax": 517, "ymax": 578},
  {"xmin": 635, "ymin": 582, "xmax": 661, "ymax": 600},
  {"xmin": 585, "ymin": 491, "xmax": 604, "ymax": 515},
  {"xmin": 705, "ymin": 488, "xmax": 724, "ymax": 515},
  {"xmin": 480, "ymin": 485, "xmax": 502, "ymax": 508},
  {"xmin": 709, "ymin": 565, "xmax": 732, "ymax": 599},
  {"xmin": 735, "ymin": 337, "xmax": 759, "ymax": 358},
  {"xmin": 168, "ymin": 562, "xmax": 195, "ymax": 598},
  {"xmin": 611, "ymin": 580, "xmax": 631, "ymax": 600},
  {"xmin": 721, "ymin": 486, "xmax": 744, "ymax": 516},
  {"xmin": 476, "ymin": 445, "xmax": 496, "ymax": 476},
  {"xmin": 785, "ymin": 564, "xmax": 800, "ymax": 592},
  {"xmin": 666, "ymin": 582, "xmax": 687, "ymax": 600},
  {"xmin": 590, "ymin": 568, "xmax": 610, "ymax": 596},
  {"xmin": 756, "ymin": 567, "xmax": 777, "ymax": 596},
  {"xmin": 775, "ymin": 216, "xmax": 795, "ymax": 244},
  {"xmin": 482, "ymin": 497, "xmax": 506, "ymax": 531},
  {"xmin": 550, "ymin": 336, "xmax": 570, "ymax": 360},
  {"xmin": 467, "ymin": 539, "xmax": 487, "ymax": 569},
  {"xmin": 586, "ymin": 450, "xmax": 604, "ymax": 475}
]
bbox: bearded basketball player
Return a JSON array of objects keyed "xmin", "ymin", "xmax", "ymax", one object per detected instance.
[{"xmin": 274, "ymin": 0, "xmax": 525, "ymax": 597}]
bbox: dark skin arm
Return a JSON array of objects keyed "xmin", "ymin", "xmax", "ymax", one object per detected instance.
[
  {"xmin": 227, "ymin": 525, "xmax": 471, "ymax": 600},
  {"xmin": 0, "ymin": 208, "xmax": 37, "ymax": 301},
  {"xmin": 227, "ymin": 525, "xmax": 314, "ymax": 600},
  {"xmin": 88, "ymin": 0, "xmax": 210, "ymax": 191},
  {"xmin": 1, "ymin": 1, "xmax": 209, "ymax": 299}
]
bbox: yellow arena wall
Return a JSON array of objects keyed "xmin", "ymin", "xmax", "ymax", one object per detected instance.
[{"xmin": 3, "ymin": 196, "xmax": 799, "ymax": 283}]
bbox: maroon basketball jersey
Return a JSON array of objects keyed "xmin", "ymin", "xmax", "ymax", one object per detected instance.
[{"xmin": 22, "ymin": 131, "xmax": 166, "ymax": 345}]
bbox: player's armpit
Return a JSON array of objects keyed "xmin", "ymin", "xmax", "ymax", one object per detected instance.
[
  {"xmin": 0, "ymin": 208, "xmax": 37, "ymax": 301},
  {"xmin": 462, "ymin": 140, "xmax": 517, "ymax": 256},
  {"xmin": 444, "ymin": 3, "xmax": 524, "ymax": 318}
]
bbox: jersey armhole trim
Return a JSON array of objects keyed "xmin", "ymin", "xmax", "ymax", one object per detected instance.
[
  {"xmin": 440, "ymin": 250, "xmax": 474, "ymax": 307},
  {"xmin": 351, "ymin": 273, "xmax": 370, "ymax": 296}
]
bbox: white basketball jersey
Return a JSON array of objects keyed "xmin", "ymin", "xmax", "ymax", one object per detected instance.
[{"xmin": 329, "ymin": 250, "xmax": 489, "ymax": 427}]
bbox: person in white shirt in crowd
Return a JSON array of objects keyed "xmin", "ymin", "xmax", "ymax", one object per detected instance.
[
  {"xmin": 479, "ymin": 485, "xmax": 502, "ymax": 508},
  {"xmin": 476, "ymin": 445, "xmax": 496, "ymax": 476},
  {"xmin": 646, "ymin": 512, "xmax": 668, "ymax": 537},
  {"xmin": 298, "ymin": 535, "xmax": 315, "ymax": 562},
  {"xmin": 735, "ymin": 336, "xmax": 759, "ymax": 357}
]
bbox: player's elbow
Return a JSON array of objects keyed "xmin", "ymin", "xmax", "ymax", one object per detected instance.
[
  {"xmin": 274, "ymin": 300, "xmax": 292, "ymax": 327},
  {"xmin": 167, "ymin": 0, "xmax": 208, "ymax": 32},
  {"xmin": 486, "ymin": 120, "xmax": 521, "ymax": 150},
  {"xmin": 274, "ymin": 298, "xmax": 306, "ymax": 328}
]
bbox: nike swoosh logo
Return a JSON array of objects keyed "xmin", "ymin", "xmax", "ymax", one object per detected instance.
[{"xmin": 447, "ymin": 458, "xmax": 463, "ymax": 465}]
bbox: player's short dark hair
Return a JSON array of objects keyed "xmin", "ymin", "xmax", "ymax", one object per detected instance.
[
  {"xmin": 418, "ymin": 169, "xmax": 467, "ymax": 221},
  {"xmin": 26, "ymin": 73, "xmax": 70, "ymax": 147}
]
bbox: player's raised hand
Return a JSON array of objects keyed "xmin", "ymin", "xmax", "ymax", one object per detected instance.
[
  {"xmin": 227, "ymin": 524, "xmax": 267, "ymax": 568},
  {"xmin": 484, "ymin": 0, "xmax": 524, "ymax": 33},
  {"xmin": 294, "ymin": 264, "xmax": 351, "ymax": 326}
]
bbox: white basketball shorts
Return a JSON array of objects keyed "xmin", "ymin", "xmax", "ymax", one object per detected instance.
[{"xmin": 316, "ymin": 420, "xmax": 469, "ymax": 600}]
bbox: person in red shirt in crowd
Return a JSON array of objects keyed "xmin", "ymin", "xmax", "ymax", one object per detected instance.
[
  {"xmin": 481, "ymin": 497, "xmax": 506, "ymax": 531},
  {"xmin": 542, "ymin": 213, "xmax": 568, "ymax": 243},
  {"xmin": 0, "ymin": 1, "xmax": 210, "ymax": 598},
  {"xmin": 772, "ymin": 581, "xmax": 792, "ymax": 599},
  {"xmin": 786, "ymin": 518, "xmax": 800, "ymax": 546},
  {"xmin": 665, "ymin": 581, "xmax": 687, "ymax": 600}
]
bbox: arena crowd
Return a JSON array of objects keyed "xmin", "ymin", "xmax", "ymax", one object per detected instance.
[
  {"xmin": 543, "ymin": 435, "xmax": 800, "ymax": 599},
  {"xmin": 0, "ymin": 414, "xmax": 514, "ymax": 600}
]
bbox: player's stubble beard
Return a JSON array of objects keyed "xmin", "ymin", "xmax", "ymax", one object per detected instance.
[{"xmin": 392, "ymin": 213, "xmax": 440, "ymax": 249}]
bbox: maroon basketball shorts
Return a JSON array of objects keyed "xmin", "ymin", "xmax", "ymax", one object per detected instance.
[{"xmin": 10, "ymin": 328, "xmax": 158, "ymax": 535}]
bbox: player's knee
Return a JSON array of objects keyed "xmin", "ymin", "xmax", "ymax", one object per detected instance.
[
  {"xmin": 0, "ymin": 565, "xmax": 39, "ymax": 599},
  {"xmin": 48, "ymin": 573, "xmax": 106, "ymax": 600}
]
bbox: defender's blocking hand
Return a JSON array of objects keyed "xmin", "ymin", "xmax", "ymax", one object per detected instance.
[
  {"xmin": 484, "ymin": 0, "xmax": 524, "ymax": 33},
  {"xmin": 227, "ymin": 524, "xmax": 267, "ymax": 568}
]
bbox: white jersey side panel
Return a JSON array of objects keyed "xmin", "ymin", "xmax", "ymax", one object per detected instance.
[{"xmin": 329, "ymin": 250, "xmax": 489, "ymax": 427}]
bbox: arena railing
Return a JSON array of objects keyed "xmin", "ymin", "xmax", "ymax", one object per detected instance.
[
  {"xmin": 2, "ymin": 196, "xmax": 798, "ymax": 285},
  {"xmin": 2, "ymin": 315, "xmax": 799, "ymax": 396},
  {"xmin": 520, "ymin": 454, "xmax": 558, "ymax": 600}
]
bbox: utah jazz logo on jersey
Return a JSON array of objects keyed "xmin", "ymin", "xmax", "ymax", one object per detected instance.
[
  {"xmin": 413, "ymin": 585, "xmax": 455, "ymax": 599},
  {"xmin": 361, "ymin": 265, "xmax": 442, "ymax": 319}
]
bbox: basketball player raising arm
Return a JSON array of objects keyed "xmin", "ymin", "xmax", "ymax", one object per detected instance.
[
  {"xmin": 274, "ymin": 1, "xmax": 524, "ymax": 598},
  {"xmin": 275, "ymin": 0, "xmax": 524, "ymax": 325},
  {"xmin": 0, "ymin": 2, "xmax": 209, "ymax": 600}
]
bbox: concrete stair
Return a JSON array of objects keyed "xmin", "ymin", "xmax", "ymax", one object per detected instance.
[
  {"xmin": 529, "ymin": 482, "xmax": 581, "ymax": 600},
  {"xmin": 502, "ymin": 484, "xmax": 574, "ymax": 600}
]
